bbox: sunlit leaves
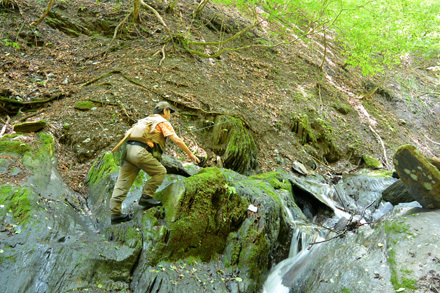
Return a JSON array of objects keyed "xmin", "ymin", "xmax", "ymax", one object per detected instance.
[{"xmin": 211, "ymin": 0, "xmax": 440, "ymax": 75}]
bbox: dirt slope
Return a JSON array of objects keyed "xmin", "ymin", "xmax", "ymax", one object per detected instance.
[{"xmin": 1, "ymin": 0, "xmax": 439, "ymax": 193}]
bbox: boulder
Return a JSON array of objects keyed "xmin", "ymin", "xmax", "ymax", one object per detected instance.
[
  {"xmin": 74, "ymin": 101, "xmax": 94, "ymax": 110},
  {"xmin": 382, "ymin": 179, "xmax": 414, "ymax": 205},
  {"xmin": 430, "ymin": 157, "xmax": 440, "ymax": 171},
  {"xmin": 0, "ymin": 133, "xmax": 142, "ymax": 292},
  {"xmin": 362, "ymin": 154, "xmax": 383, "ymax": 169},
  {"xmin": 161, "ymin": 154, "xmax": 193, "ymax": 177},
  {"xmin": 13, "ymin": 120, "xmax": 46, "ymax": 133},
  {"xmin": 210, "ymin": 115, "xmax": 258, "ymax": 175},
  {"xmin": 393, "ymin": 145, "xmax": 440, "ymax": 208}
]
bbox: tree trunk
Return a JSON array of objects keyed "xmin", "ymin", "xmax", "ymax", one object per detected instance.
[{"xmin": 133, "ymin": 0, "xmax": 140, "ymax": 22}]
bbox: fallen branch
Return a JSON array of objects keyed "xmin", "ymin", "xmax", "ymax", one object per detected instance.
[
  {"xmin": 31, "ymin": 0, "xmax": 54, "ymax": 26},
  {"xmin": 0, "ymin": 116, "xmax": 11, "ymax": 138},
  {"xmin": 423, "ymin": 132, "xmax": 440, "ymax": 146},
  {"xmin": 369, "ymin": 124, "xmax": 389, "ymax": 169},
  {"xmin": 159, "ymin": 44, "xmax": 166, "ymax": 67},
  {"xmin": 140, "ymin": 0, "xmax": 175, "ymax": 51},
  {"xmin": 308, "ymin": 199, "xmax": 376, "ymax": 249}
]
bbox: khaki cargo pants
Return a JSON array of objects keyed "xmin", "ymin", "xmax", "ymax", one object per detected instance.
[{"xmin": 110, "ymin": 144, "xmax": 166, "ymax": 214}]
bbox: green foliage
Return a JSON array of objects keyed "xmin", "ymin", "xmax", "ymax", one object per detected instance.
[
  {"xmin": 3, "ymin": 39, "xmax": 19, "ymax": 49},
  {"xmin": 384, "ymin": 221, "xmax": 410, "ymax": 235},
  {"xmin": 212, "ymin": 0, "xmax": 440, "ymax": 75}
]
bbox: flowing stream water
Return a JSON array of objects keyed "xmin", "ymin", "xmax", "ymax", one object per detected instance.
[{"xmin": 262, "ymin": 175, "xmax": 396, "ymax": 292}]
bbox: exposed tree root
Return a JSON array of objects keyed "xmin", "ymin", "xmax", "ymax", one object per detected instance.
[
  {"xmin": 423, "ymin": 133, "xmax": 440, "ymax": 146},
  {"xmin": 113, "ymin": 13, "xmax": 131, "ymax": 41},
  {"xmin": 31, "ymin": 0, "xmax": 53, "ymax": 26},
  {"xmin": 369, "ymin": 124, "xmax": 389, "ymax": 168},
  {"xmin": 0, "ymin": 116, "xmax": 10, "ymax": 138},
  {"xmin": 81, "ymin": 70, "xmax": 148, "ymax": 89},
  {"xmin": 140, "ymin": 0, "xmax": 175, "ymax": 51},
  {"xmin": 159, "ymin": 45, "xmax": 166, "ymax": 67}
]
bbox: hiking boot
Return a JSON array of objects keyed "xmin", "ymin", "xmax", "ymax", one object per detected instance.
[
  {"xmin": 111, "ymin": 213, "xmax": 132, "ymax": 225},
  {"xmin": 138, "ymin": 197, "xmax": 163, "ymax": 209}
]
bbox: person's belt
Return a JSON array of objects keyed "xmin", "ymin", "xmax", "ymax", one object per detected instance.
[{"xmin": 127, "ymin": 140, "xmax": 153, "ymax": 152}]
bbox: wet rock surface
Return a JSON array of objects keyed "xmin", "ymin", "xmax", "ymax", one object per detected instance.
[
  {"xmin": 2, "ymin": 134, "xmax": 440, "ymax": 292},
  {"xmin": 393, "ymin": 144, "xmax": 440, "ymax": 208},
  {"xmin": 0, "ymin": 133, "xmax": 295, "ymax": 292}
]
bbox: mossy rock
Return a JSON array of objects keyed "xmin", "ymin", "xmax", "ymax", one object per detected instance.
[
  {"xmin": 85, "ymin": 152, "xmax": 119, "ymax": 186},
  {"xmin": 74, "ymin": 101, "xmax": 95, "ymax": 111},
  {"xmin": 210, "ymin": 115, "xmax": 258, "ymax": 174},
  {"xmin": 0, "ymin": 135, "xmax": 31, "ymax": 156},
  {"xmin": 154, "ymin": 167, "xmax": 249, "ymax": 262},
  {"xmin": 0, "ymin": 186, "xmax": 33, "ymax": 224},
  {"xmin": 393, "ymin": 144, "xmax": 440, "ymax": 208},
  {"xmin": 13, "ymin": 120, "xmax": 46, "ymax": 133},
  {"xmin": 362, "ymin": 154, "xmax": 383, "ymax": 169},
  {"xmin": 291, "ymin": 113, "xmax": 341, "ymax": 163}
]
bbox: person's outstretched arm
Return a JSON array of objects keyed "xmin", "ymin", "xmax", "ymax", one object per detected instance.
[{"xmin": 168, "ymin": 134, "xmax": 200, "ymax": 163}]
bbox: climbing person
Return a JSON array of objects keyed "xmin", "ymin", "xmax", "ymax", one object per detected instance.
[{"xmin": 110, "ymin": 101, "xmax": 200, "ymax": 225}]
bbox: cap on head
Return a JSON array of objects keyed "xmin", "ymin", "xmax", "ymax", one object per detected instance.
[{"xmin": 155, "ymin": 101, "xmax": 175, "ymax": 113}]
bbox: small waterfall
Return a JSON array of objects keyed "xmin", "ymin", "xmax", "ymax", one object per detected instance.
[
  {"xmin": 263, "ymin": 181, "xmax": 348, "ymax": 293},
  {"xmin": 262, "ymin": 225, "xmax": 322, "ymax": 293}
]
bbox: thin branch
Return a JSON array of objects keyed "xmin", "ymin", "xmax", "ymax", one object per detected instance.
[
  {"xmin": 31, "ymin": 0, "xmax": 54, "ymax": 26},
  {"xmin": 359, "ymin": 199, "xmax": 376, "ymax": 220},
  {"xmin": 140, "ymin": 0, "xmax": 175, "ymax": 51},
  {"xmin": 0, "ymin": 116, "xmax": 11, "ymax": 138},
  {"xmin": 159, "ymin": 44, "xmax": 166, "ymax": 67},
  {"xmin": 113, "ymin": 13, "xmax": 131, "ymax": 40},
  {"xmin": 369, "ymin": 124, "xmax": 389, "ymax": 169}
]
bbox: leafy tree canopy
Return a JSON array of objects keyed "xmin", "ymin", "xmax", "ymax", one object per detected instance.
[{"xmin": 213, "ymin": 0, "xmax": 440, "ymax": 75}]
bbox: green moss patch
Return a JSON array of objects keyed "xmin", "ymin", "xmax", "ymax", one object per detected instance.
[
  {"xmin": 383, "ymin": 220, "xmax": 417, "ymax": 291},
  {"xmin": 0, "ymin": 135, "xmax": 31, "ymax": 156},
  {"xmin": 250, "ymin": 171, "xmax": 290, "ymax": 190},
  {"xmin": 362, "ymin": 154, "xmax": 383, "ymax": 169},
  {"xmin": 86, "ymin": 152, "xmax": 119, "ymax": 185},
  {"xmin": 156, "ymin": 167, "xmax": 249, "ymax": 262},
  {"xmin": 74, "ymin": 101, "xmax": 95, "ymax": 111},
  {"xmin": 0, "ymin": 186, "xmax": 33, "ymax": 224}
]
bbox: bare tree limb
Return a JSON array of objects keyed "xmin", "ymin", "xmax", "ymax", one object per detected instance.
[
  {"xmin": 113, "ymin": 13, "xmax": 131, "ymax": 40},
  {"xmin": 140, "ymin": 0, "xmax": 175, "ymax": 51},
  {"xmin": 159, "ymin": 44, "xmax": 166, "ymax": 67},
  {"xmin": 0, "ymin": 116, "xmax": 11, "ymax": 138},
  {"xmin": 31, "ymin": 0, "xmax": 54, "ymax": 26}
]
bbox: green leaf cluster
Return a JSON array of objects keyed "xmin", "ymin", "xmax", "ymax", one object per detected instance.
[{"xmin": 211, "ymin": 0, "xmax": 440, "ymax": 75}]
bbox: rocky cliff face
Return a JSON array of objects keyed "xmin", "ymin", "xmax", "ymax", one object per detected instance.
[
  {"xmin": 2, "ymin": 133, "xmax": 440, "ymax": 292},
  {"xmin": 0, "ymin": 133, "xmax": 295, "ymax": 292}
]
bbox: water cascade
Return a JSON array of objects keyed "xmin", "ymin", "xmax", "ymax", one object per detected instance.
[{"xmin": 263, "ymin": 173, "xmax": 400, "ymax": 292}]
